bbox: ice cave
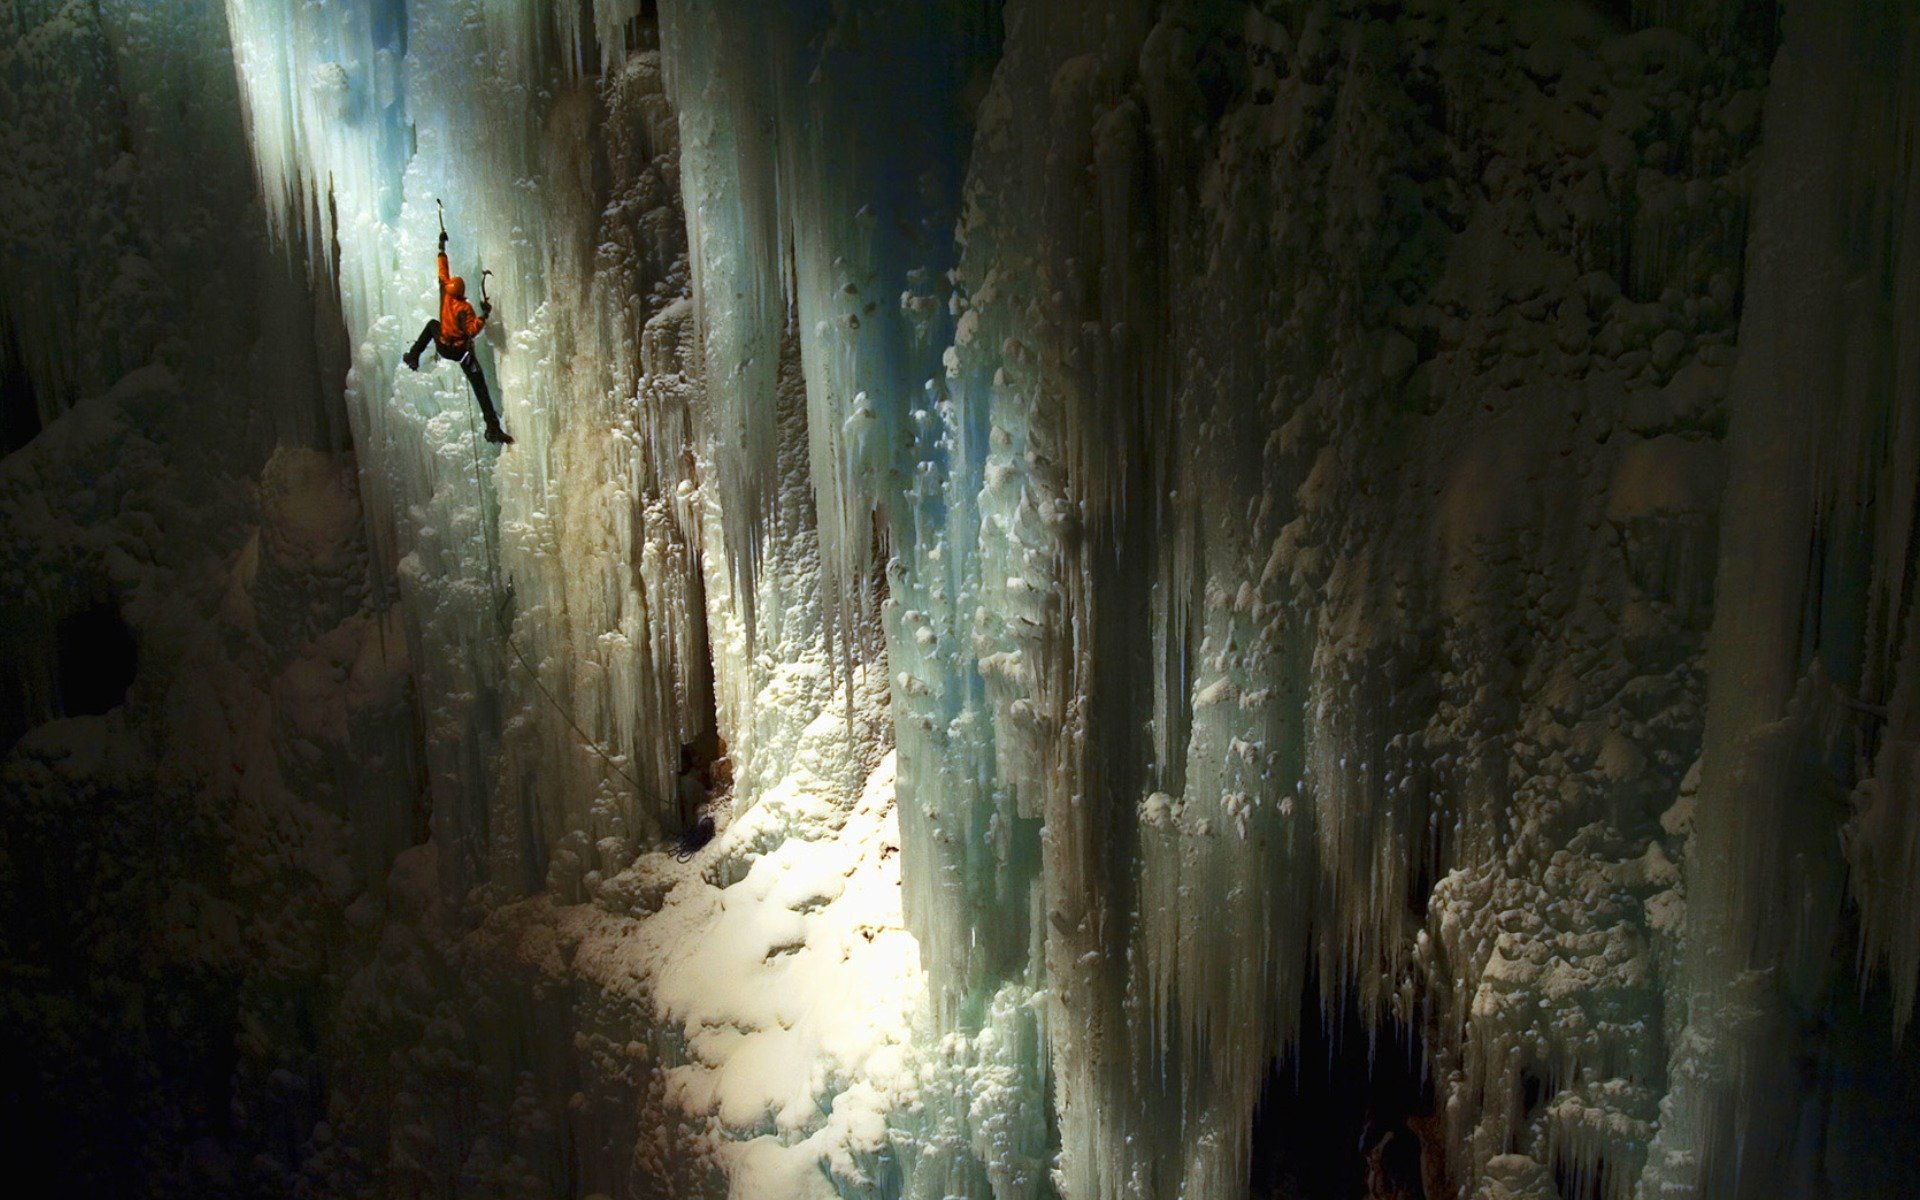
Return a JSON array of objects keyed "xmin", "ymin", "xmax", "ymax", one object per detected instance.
[{"xmin": 2, "ymin": 0, "xmax": 1918, "ymax": 1197}]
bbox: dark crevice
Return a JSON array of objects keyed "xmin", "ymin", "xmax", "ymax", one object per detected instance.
[
  {"xmin": 56, "ymin": 602, "xmax": 138, "ymax": 717},
  {"xmin": 1521, "ymin": 1066, "xmax": 1552, "ymax": 1125},
  {"xmin": 1553, "ymin": 1151, "xmax": 1613, "ymax": 1200},
  {"xmin": 674, "ymin": 570, "xmax": 725, "ymax": 840},
  {"xmin": 1249, "ymin": 987, "xmax": 1443, "ymax": 1200}
]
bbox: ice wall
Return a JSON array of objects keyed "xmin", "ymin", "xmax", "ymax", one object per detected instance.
[
  {"xmin": 0, "ymin": 1, "xmax": 424, "ymax": 1191},
  {"xmin": 658, "ymin": 6, "xmax": 1066, "ymax": 1195},
  {"xmin": 1654, "ymin": 1, "xmax": 1920, "ymax": 1196},
  {"xmin": 945, "ymin": 4, "xmax": 1915, "ymax": 1196},
  {"xmin": 660, "ymin": 1, "xmax": 1908, "ymax": 1198},
  {"xmin": 0, "ymin": 0, "xmax": 345, "ymax": 438},
  {"xmin": 218, "ymin": 0, "xmax": 717, "ymax": 899},
  {"xmin": 215, "ymin": 0, "xmax": 906, "ymax": 1193},
  {"xmin": 9, "ymin": 0, "xmax": 1920, "ymax": 1197}
]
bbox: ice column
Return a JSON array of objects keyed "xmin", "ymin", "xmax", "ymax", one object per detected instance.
[
  {"xmin": 659, "ymin": 4, "xmax": 1070, "ymax": 1195},
  {"xmin": 220, "ymin": 0, "xmax": 723, "ymax": 898},
  {"xmin": 1663, "ymin": 1, "xmax": 1920, "ymax": 1195}
]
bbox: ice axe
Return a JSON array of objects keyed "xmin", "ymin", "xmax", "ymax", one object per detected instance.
[
  {"xmin": 480, "ymin": 268, "xmax": 494, "ymax": 310},
  {"xmin": 435, "ymin": 197, "xmax": 447, "ymax": 241}
]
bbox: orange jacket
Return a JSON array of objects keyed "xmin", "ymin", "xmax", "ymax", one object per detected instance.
[{"xmin": 437, "ymin": 252, "xmax": 487, "ymax": 351}]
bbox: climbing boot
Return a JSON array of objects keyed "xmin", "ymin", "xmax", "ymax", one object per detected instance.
[
  {"xmin": 485, "ymin": 423, "xmax": 515, "ymax": 446},
  {"xmin": 402, "ymin": 348, "xmax": 421, "ymax": 371}
]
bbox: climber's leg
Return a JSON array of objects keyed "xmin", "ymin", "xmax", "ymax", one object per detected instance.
[
  {"xmin": 403, "ymin": 320, "xmax": 439, "ymax": 371},
  {"xmin": 460, "ymin": 352, "xmax": 513, "ymax": 445}
]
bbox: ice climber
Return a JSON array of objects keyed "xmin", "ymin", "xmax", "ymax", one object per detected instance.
[{"xmin": 404, "ymin": 225, "xmax": 513, "ymax": 445}]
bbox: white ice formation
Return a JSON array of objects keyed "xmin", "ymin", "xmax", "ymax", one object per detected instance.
[{"xmin": 2, "ymin": 1, "xmax": 1919, "ymax": 1198}]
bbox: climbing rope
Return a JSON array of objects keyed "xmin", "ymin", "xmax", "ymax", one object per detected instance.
[{"xmin": 457, "ymin": 391, "xmax": 649, "ymax": 796}]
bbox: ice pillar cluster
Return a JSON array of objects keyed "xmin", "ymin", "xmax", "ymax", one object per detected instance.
[
  {"xmin": 4, "ymin": 0, "xmax": 1920, "ymax": 1198},
  {"xmin": 659, "ymin": 0, "xmax": 1920, "ymax": 1196}
]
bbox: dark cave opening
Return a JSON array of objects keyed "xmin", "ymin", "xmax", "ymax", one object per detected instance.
[
  {"xmin": 56, "ymin": 601, "xmax": 139, "ymax": 717},
  {"xmin": 1249, "ymin": 990, "xmax": 1442, "ymax": 1200}
]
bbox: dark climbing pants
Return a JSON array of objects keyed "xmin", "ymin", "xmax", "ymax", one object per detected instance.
[{"xmin": 409, "ymin": 320, "xmax": 502, "ymax": 429}]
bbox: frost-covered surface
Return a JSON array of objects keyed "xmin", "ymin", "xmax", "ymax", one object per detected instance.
[
  {"xmin": 8, "ymin": 0, "xmax": 908, "ymax": 1193},
  {"xmin": 6, "ymin": 1, "xmax": 1920, "ymax": 1198},
  {"xmin": 1657, "ymin": 2, "xmax": 1920, "ymax": 1195},
  {"xmin": 0, "ymin": 3, "xmax": 400, "ymax": 1194},
  {"xmin": 465, "ymin": 751, "xmax": 920, "ymax": 1199},
  {"xmin": 660, "ymin": 1, "xmax": 1919, "ymax": 1198},
  {"xmin": 211, "ymin": 0, "xmax": 911, "ymax": 1193}
]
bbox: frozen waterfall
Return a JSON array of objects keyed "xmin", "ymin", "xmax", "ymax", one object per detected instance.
[{"xmin": 3, "ymin": 0, "xmax": 1919, "ymax": 1198}]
